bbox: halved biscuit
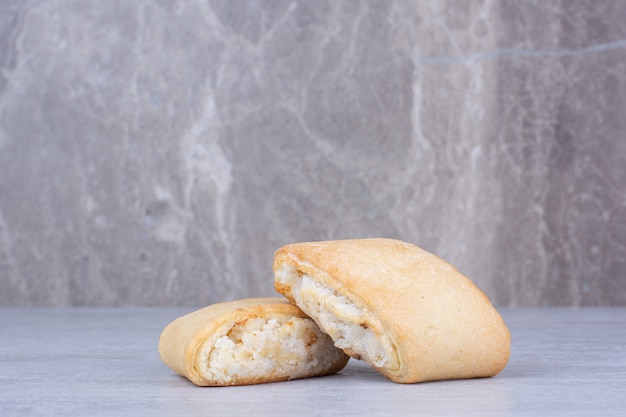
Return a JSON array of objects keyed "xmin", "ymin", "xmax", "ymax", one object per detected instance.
[
  {"xmin": 273, "ymin": 238, "xmax": 510, "ymax": 383},
  {"xmin": 158, "ymin": 297, "xmax": 349, "ymax": 386}
]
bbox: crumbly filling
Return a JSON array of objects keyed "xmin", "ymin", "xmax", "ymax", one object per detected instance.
[
  {"xmin": 198, "ymin": 316, "xmax": 343, "ymax": 385},
  {"xmin": 275, "ymin": 263, "xmax": 398, "ymax": 369}
]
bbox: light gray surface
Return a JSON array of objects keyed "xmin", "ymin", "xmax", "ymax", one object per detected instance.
[
  {"xmin": 1, "ymin": 308, "xmax": 625, "ymax": 416},
  {"xmin": 2, "ymin": 1, "xmax": 626, "ymax": 307}
]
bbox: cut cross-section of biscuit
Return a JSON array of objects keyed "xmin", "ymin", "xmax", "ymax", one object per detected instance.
[
  {"xmin": 158, "ymin": 298, "xmax": 350, "ymax": 386},
  {"xmin": 273, "ymin": 238, "xmax": 511, "ymax": 384}
]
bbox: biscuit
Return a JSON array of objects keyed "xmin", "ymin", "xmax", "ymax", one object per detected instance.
[
  {"xmin": 273, "ymin": 238, "xmax": 510, "ymax": 383},
  {"xmin": 158, "ymin": 297, "xmax": 350, "ymax": 386}
]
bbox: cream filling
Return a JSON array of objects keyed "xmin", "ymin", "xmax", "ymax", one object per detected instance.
[
  {"xmin": 198, "ymin": 316, "xmax": 343, "ymax": 385},
  {"xmin": 276, "ymin": 263, "xmax": 398, "ymax": 369}
]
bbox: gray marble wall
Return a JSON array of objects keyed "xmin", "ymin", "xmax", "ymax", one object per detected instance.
[{"xmin": 1, "ymin": 0, "xmax": 625, "ymax": 307}]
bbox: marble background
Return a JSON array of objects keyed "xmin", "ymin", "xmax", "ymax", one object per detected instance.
[{"xmin": 0, "ymin": 0, "xmax": 625, "ymax": 307}]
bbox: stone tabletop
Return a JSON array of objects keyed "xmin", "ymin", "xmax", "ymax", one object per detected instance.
[{"xmin": 1, "ymin": 307, "xmax": 624, "ymax": 416}]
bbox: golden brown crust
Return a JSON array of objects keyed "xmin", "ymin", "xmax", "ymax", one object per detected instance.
[
  {"xmin": 158, "ymin": 297, "xmax": 349, "ymax": 386},
  {"xmin": 273, "ymin": 238, "xmax": 511, "ymax": 383}
]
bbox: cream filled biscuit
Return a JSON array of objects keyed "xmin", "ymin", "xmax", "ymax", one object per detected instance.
[
  {"xmin": 158, "ymin": 298, "xmax": 349, "ymax": 386},
  {"xmin": 273, "ymin": 238, "xmax": 510, "ymax": 383}
]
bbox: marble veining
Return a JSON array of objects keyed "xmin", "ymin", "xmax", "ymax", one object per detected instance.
[
  {"xmin": 0, "ymin": 0, "xmax": 625, "ymax": 306},
  {"xmin": 413, "ymin": 38, "xmax": 626, "ymax": 65}
]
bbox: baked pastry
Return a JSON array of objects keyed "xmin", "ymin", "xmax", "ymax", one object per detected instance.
[
  {"xmin": 273, "ymin": 238, "xmax": 510, "ymax": 383},
  {"xmin": 158, "ymin": 297, "xmax": 349, "ymax": 386}
]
